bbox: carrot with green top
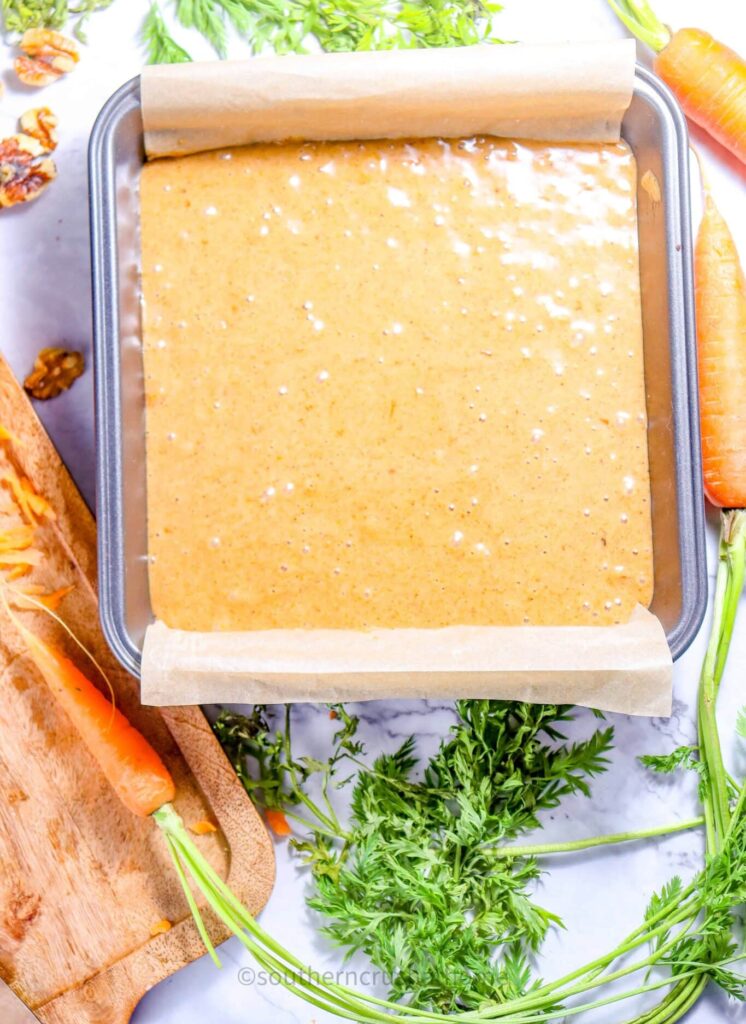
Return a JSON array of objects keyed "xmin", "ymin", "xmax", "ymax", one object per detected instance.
[{"xmin": 607, "ymin": 1, "xmax": 746, "ymax": 164}]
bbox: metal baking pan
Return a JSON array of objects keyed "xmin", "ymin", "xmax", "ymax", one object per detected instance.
[{"xmin": 89, "ymin": 65, "xmax": 707, "ymax": 680}]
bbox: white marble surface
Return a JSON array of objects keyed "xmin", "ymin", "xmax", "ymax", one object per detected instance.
[{"xmin": 1, "ymin": 2, "xmax": 745, "ymax": 1022}]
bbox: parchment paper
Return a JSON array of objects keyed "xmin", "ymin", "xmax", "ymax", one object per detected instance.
[
  {"xmin": 142, "ymin": 607, "xmax": 672, "ymax": 715},
  {"xmin": 141, "ymin": 39, "xmax": 637, "ymax": 158},
  {"xmin": 138, "ymin": 38, "xmax": 672, "ymax": 715}
]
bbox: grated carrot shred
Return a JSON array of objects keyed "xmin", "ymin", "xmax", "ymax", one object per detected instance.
[
  {"xmin": 0, "ymin": 526, "xmax": 35, "ymax": 552},
  {"xmin": 25, "ymin": 485, "xmax": 55, "ymax": 521},
  {"xmin": 1, "ymin": 471, "xmax": 55, "ymax": 524},
  {"xmin": 2, "ymin": 471, "xmax": 35, "ymax": 524},
  {"xmin": 0, "ymin": 424, "xmax": 19, "ymax": 445},
  {"xmin": 5, "ymin": 565, "xmax": 32, "ymax": 581},
  {"xmin": 189, "ymin": 819, "xmax": 218, "ymax": 836},
  {"xmin": 18, "ymin": 584, "xmax": 75, "ymax": 611},
  {"xmin": 0, "ymin": 549, "xmax": 43, "ymax": 567}
]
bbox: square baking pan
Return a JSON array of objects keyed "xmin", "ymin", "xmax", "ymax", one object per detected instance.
[{"xmin": 89, "ymin": 65, "xmax": 707, "ymax": 680}]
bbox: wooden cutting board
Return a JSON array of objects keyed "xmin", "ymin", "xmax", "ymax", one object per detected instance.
[{"xmin": 0, "ymin": 354, "xmax": 276, "ymax": 1024}]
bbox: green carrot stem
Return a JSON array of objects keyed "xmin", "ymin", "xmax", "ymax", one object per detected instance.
[
  {"xmin": 488, "ymin": 887, "xmax": 701, "ymax": 1011},
  {"xmin": 488, "ymin": 817, "xmax": 704, "ymax": 858},
  {"xmin": 626, "ymin": 975, "xmax": 708, "ymax": 1024},
  {"xmin": 481, "ymin": 907, "xmax": 701, "ymax": 1019},
  {"xmin": 280, "ymin": 806, "xmax": 350, "ymax": 841},
  {"xmin": 698, "ymin": 510, "xmax": 746, "ymax": 851},
  {"xmin": 164, "ymin": 834, "xmax": 220, "ymax": 966},
  {"xmin": 725, "ymin": 780, "xmax": 746, "ymax": 843},
  {"xmin": 281, "ymin": 705, "xmax": 341, "ymax": 835},
  {"xmin": 605, "ymin": 0, "xmax": 670, "ymax": 52},
  {"xmin": 157, "ymin": 804, "xmax": 712, "ymax": 1024},
  {"xmin": 715, "ymin": 511, "xmax": 746, "ymax": 684}
]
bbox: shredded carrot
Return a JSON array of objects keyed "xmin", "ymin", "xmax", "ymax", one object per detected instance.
[
  {"xmin": 24, "ymin": 485, "xmax": 55, "ymax": 521},
  {"xmin": 17, "ymin": 584, "xmax": 75, "ymax": 612},
  {"xmin": 1, "ymin": 471, "xmax": 55, "ymax": 524},
  {"xmin": 189, "ymin": 819, "xmax": 218, "ymax": 836},
  {"xmin": 696, "ymin": 191, "xmax": 746, "ymax": 508},
  {"xmin": 0, "ymin": 425, "xmax": 19, "ymax": 444},
  {"xmin": 1, "ymin": 472, "xmax": 34, "ymax": 523},
  {"xmin": 5, "ymin": 565, "xmax": 32, "ymax": 581},
  {"xmin": 36, "ymin": 584, "xmax": 74, "ymax": 611},
  {"xmin": 0, "ymin": 549, "xmax": 43, "ymax": 567},
  {"xmin": 265, "ymin": 808, "xmax": 292, "ymax": 837},
  {"xmin": 150, "ymin": 919, "xmax": 172, "ymax": 936},
  {"xmin": 0, "ymin": 526, "xmax": 35, "ymax": 552}
]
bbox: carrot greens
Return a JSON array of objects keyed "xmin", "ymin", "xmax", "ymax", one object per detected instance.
[
  {"xmin": 141, "ymin": 0, "xmax": 504, "ymax": 62},
  {"xmin": 213, "ymin": 701, "xmax": 722, "ymax": 1015},
  {"xmin": 3, "ymin": 0, "xmax": 504, "ymax": 55},
  {"xmin": 1, "ymin": 0, "xmax": 113, "ymax": 40},
  {"xmin": 142, "ymin": 3, "xmax": 192, "ymax": 64}
]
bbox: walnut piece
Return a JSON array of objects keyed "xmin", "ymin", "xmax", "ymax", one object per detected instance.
[
  {"xmin": 24, "ymin": 348, "xmax": 84, "ymax": 400},
  {"xmin": 15, "ymin": 29, "xmax": 79, "ymax": 88},
  {"xmin": 19, "ymin": 108, "xmax": 58, "ymax": 152},
  {"xmin": 0, "ymin": 134, "xmax": 57, "ymax": 208}
]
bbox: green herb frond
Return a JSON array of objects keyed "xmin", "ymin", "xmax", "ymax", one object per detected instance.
[
  {"xmin": 142, "ymin": 2, "xmax": 192, "ymax": 63},
  {"xmin": 1, "ymin": 0, "xmax": 113, "ymax": 36},
  {"xmin": 216, "ymin": 701, "xmax": 613, "ymax": 1010}
]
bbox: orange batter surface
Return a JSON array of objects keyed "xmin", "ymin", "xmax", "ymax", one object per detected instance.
[{"xmin": 141, "ymin": 137, "xmax": 653, "ymax": 631}]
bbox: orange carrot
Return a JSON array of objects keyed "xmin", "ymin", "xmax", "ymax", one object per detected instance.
[
  {"xmin": 17, "ymin": 626, "xmax": 175, "ymax": 816},
  {"xmin": 695, "ymin": 192, "xmax": 746, "ymax": 508},
  {"xmin": 657, "ymin": 30, "xmax": 746, "ymax": 164},
  {"xmin": 608, "ymin": 3, "xmax": 746, "ymax": 165}
]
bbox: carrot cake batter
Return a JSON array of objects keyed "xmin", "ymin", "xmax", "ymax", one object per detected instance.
[{"xmin": 140, "ymin": 137, "xmax": 653, "ymax": 631}]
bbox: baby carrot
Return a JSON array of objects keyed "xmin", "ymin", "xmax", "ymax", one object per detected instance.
[
  {"xmin": 607, "ymin": 2, "xmax": 746, "ymax": 165},
  {"xmin": 18, "ymin": 624, "xmax": 175, "ymax": 817},
  {"xmin": 695, "ymin": 192, "xmax": 746, "ymax": 509}
]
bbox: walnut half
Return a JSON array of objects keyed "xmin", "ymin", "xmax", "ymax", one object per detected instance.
[
  {"xmin": 0, "ymin": 134, "xmax": 56, "ymax": 208},
  {"xmin": 24, "ymin": 348, "xmax": 84, "ymax": 400},
  {"xmin": 15, "ymin": 29, "xmax": 79, "ymax": 88},
  {"xmin": 19, "ymin": 108, "xmax": 58, "ymax": 152}
]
